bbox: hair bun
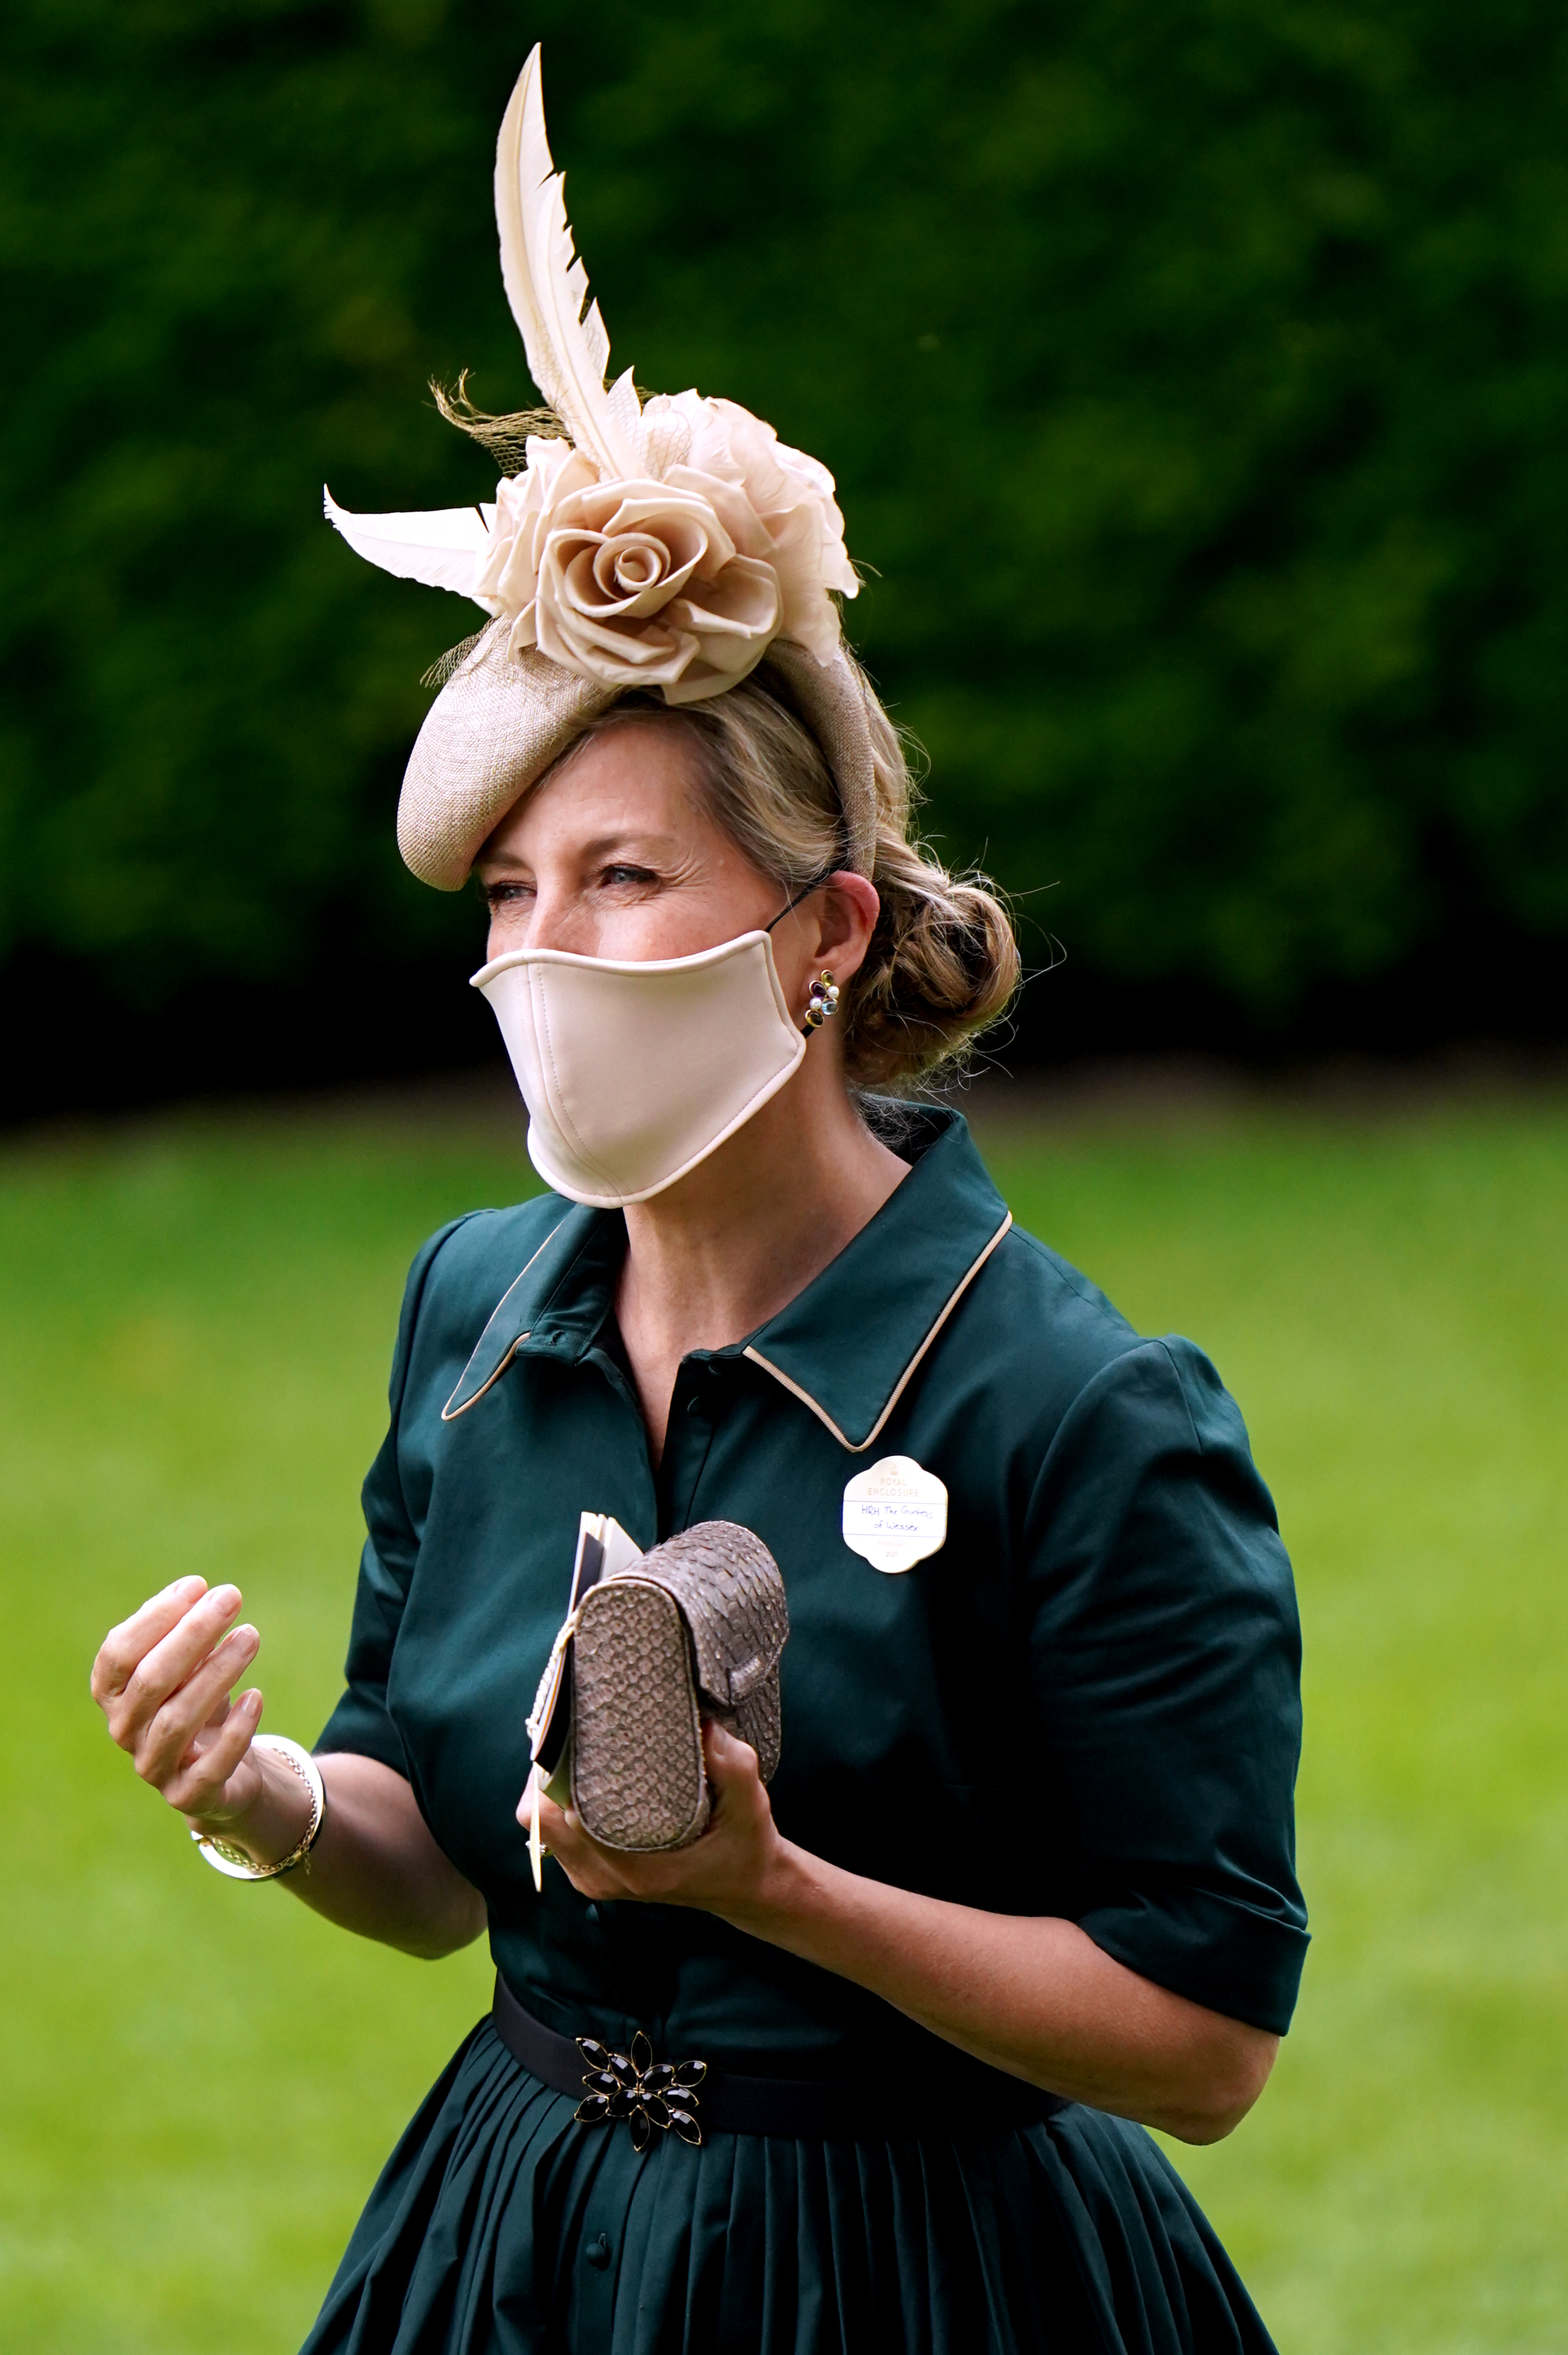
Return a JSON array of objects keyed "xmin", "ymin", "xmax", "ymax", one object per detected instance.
[{"xmin": 847, "ymin": 842, "xmax": 1020, "ymax": 1090}]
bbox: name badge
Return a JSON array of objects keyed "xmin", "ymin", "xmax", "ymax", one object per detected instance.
[{"xmin": 841, "ymin": 1455, "xmax": 948, "ymax": 1574}]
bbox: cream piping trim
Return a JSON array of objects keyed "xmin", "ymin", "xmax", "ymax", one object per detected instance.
[
  {"xmin": 441, "ymin": 1333, "xmax": 531, "ymax": 1420},
  {"xmin": 742, "ymin": 1211, "xmax": 1012, "ymax": 1453},
  {"xmin": 441, "ymin": 1217, "xmax": 566, "ymax": 1421}
]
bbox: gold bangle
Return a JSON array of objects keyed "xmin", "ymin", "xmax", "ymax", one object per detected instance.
[{"xmin": 191, "ymin": 1735, "xmax": 326, "ymax": 1881}]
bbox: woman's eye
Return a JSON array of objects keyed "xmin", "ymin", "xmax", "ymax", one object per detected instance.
[
  {"xmin": 485, "ymin": 882, "xmax": 532, "ymax": 910},
  {"xmin": 601, "ymin": 864, "xmax": 660, "ymax": 889}
]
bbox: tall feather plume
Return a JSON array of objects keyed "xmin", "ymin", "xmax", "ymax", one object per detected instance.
[{"xmin": 494, "ymin": 47, "xmax": 640, "ymax": 480}]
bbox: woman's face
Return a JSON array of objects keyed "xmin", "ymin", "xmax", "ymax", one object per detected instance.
[{"xmin": 475, "ymin": 718, "xmax": 801, "ymax": 965}]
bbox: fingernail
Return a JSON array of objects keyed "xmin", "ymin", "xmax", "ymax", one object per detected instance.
[{"xmin": 213, "ymin": 1585, "xmax": 241, "ymax": 1610}]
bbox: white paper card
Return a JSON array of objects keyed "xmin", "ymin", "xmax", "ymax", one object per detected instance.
[
  {"xmin": 841, "ymin": 1455, "xmax": 948, "ymax": 1574},
  {"xmin": 525, "ymin": 1510, "xmax": 645, "ymax": 1895},
  {"xmin": 599, "ymin": 1516, "xmax": 645, "ymax": 1581}
]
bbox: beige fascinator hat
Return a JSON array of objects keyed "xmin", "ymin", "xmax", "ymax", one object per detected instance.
[{"xmin": 326, "ymin": 47, "xmax": 875, "ymax": 888}]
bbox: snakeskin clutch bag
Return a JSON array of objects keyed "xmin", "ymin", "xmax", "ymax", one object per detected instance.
[{"xmin": 526, "ymin": 1518, "xmax": 789, "ymax": 1861}]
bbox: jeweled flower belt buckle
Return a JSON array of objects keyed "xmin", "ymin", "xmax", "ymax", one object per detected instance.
[{"xmin": 574, "ymin": 2030, "xmax": 707, "ymax": 2151}]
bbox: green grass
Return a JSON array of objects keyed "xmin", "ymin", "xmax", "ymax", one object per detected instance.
[{"xmin": 2, "ymin": 1086, "xmax": 1565, "ymax": 2353}]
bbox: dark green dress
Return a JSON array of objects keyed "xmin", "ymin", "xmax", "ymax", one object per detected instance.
[{"xmin": 303, "ymin": 1110, "xmax": 1307, "ymax": 2355}]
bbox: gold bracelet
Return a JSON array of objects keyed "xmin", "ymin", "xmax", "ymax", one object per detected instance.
[{"xmin": 191, "ymin": 1735, "xmax": 326, "ymax": 1881}]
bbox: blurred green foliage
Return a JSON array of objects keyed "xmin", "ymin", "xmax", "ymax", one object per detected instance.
[{"xmin": 4, "ymin": 0, "xmax": 1568, "ymax": 1029}]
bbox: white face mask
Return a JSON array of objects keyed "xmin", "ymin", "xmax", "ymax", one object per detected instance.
[{"xmin": 472, "ymin": 928, "xmax": 809, "ymax": 1207}]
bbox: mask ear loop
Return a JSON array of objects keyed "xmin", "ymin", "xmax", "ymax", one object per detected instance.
[
  {"xmin": 764, "ymin": 870, "xmax": 839, "ymax": 934},
  {"xmin": 766, "ymin": 872, "xmax": 843, "ymax": 1038}
]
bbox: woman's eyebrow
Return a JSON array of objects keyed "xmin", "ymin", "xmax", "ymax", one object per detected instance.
[{"xmin": 577, "ymin": 831, "xmax": 680, "ymax": 864}]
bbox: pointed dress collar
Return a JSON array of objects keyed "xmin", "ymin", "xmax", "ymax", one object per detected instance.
[{"xmin": 441, "ymin": 1108, "xmax": 1010, "ymax": 1448}]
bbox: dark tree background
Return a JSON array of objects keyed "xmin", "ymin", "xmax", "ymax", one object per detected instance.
[{"xmin": 4, "ymin": 0, "xmax": 1567, "ymax": 1109}]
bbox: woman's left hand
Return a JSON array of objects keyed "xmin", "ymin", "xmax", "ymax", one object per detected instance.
[{"xmin": 517, "ymin": 1721, "xmax": 786, "ymax": 1923}]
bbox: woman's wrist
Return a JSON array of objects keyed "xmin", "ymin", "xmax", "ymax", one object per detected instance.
[
  {"xmin": 186, "ymin": 1743, "xmax": 316, "ymax": 1868},
  {"xmin": 715, "ymin": 1834, "xmax": 821, "ymax": 1944}
]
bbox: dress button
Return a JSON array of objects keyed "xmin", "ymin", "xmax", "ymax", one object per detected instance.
[{"xmin": 586, "ymin": 2231, "xmax": 612, "ymax": 2272}]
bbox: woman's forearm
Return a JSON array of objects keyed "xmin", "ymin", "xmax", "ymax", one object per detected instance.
[
  {"xmin": 210, "ymin": 1751, "xmax": 487, "ymax": 1959},
  {"xmin": 293, "ymin": 1755, "xmax": 487, "ymax": 1955},
  {"xmin": 528, "ymin": 1727, "xmax": 1277, "ymax": 2141},
  {"xmin": 723, "ymin": 1843, "xmax": 1277, "ymax": 2143}
]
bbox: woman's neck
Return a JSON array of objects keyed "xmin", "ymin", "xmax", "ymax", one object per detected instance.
[{"xmin": 613, "ymin": 1061, "xmax": 910, "ymax": 1463}]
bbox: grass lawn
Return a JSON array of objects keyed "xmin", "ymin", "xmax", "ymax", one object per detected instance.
[{"xmin": 1, "ymin": 1081, "xmax": 1565, "ymax": 2352}]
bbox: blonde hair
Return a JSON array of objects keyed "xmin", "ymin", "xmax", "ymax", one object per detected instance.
[{"xmin": 558, "ymin": 655, "xmax": 1019, "ymax": 1091}]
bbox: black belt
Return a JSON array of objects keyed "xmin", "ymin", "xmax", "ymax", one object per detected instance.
[{"xmin": 492, "ymin": 1973, "xmax": 1068, "ymax": 2145}]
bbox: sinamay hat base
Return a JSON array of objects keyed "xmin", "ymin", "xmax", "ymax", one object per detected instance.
[
  {"xmin": 329, "ymin": 45, "xmax": 880, "ymax": 892},
  {"xmin": 399, "ymin": 624, "xmax": 880, "ymax": 892},
  {"xmin": 399, "ymin": 624, "xmax": 614, "ymax": 891}
]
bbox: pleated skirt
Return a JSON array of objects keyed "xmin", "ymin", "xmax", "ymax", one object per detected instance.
[{"xmin": 299, "ymin": 2019, "xmax": 1275, "ymax": 2355}]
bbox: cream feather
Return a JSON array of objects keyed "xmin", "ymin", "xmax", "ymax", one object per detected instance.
[
  {"xmin": 494, "ymin": 46, "xmax": 639, "ymax": 480},
  {"xmin": 324, "ymin": 489, "xmax": 494, "ymax": 604}
]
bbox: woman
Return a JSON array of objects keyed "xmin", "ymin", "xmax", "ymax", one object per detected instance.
[{"xmin": 91, "ymin": 49, "xmax": 1306, "ymax": 2354}]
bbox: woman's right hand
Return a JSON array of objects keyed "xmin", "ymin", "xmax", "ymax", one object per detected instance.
[
  {"xmin": 90, "ymin": 1579, "xmax": 486, "ymax": 1946},
  {"xmin": 90, "ymin": 1575, "xmax": 270, "ymax": 1833}
]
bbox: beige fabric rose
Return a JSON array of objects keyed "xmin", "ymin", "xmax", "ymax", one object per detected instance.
[{"xmin": 466, "ymin": 392, "xmax": 856, "ymax": 703}]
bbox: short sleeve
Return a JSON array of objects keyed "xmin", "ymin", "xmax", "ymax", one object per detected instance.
[
  {"xmin": 314, "ymin": 1218, "xmax": 473, "ymax": 1772},
  {"xmin": 1025, "ymin": 1336, "xmax": 1308, "ymax": 2035}
]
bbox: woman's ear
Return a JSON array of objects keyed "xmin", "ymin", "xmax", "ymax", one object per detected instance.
[{"xmin": 814, "ymin": 873, "xmax": 881, "ymax": 984}]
